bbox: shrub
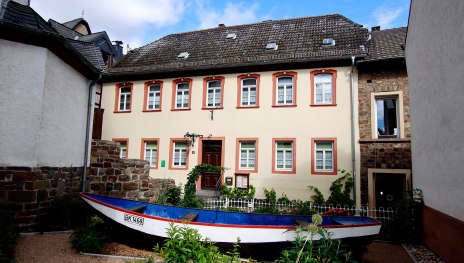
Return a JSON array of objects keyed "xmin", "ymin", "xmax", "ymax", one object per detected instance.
[
  {"xmin": 70, "ymin": 215, "xmax": 108, "ymax": 253},
  {"xmin": 157, "ymin": 184, "xmax": 182, "ymax": 206},
  {"xmin": 0, "ymin": 212, "xmax": 19, "ymax": 262},
  {"xmin": 155, "ymin": 223, "xmax": 240, "ymax": 263},
  {"xmin": 182, "ymin": 164, "xmax": 226, "ymax": 208},
  {"xmin": 308, "ymin": 169, "xmax": 354, "ymax": 207},
  {"xmin": 38, "ymin": 193, "xmax": 91, "ymax": 231},
  {"xmin": 220, "ymin": 185, "xmax": 255, "ymax": 199},
  {"xmin": 322, "ymin": 208, "xmax": 351, "ymax": 216},
  {"xmin": 276, "ymin": 214, "xmax": 353, "ymax": 263},
  {"xmin": 392, "ymin": 188, "xmax": 424, "ymax": 242}
]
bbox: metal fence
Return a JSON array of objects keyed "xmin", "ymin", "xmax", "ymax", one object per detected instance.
[{"xmin": 203, "ymin": 197, "xmax": 396, "ymax": 240}]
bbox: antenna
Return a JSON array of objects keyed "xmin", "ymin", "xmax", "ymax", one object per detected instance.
[{"xmin": 81, "ymin": 9, "xmax": 85, "ymax": 18}]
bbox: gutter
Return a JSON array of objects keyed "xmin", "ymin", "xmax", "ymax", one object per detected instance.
[
  {"xmin": 82, "ymin": 73, "xmax": 102, "ymax": 192},
  {"xmin": 350, "ymin": 56, "xmax": 357, "ymax": 206}
]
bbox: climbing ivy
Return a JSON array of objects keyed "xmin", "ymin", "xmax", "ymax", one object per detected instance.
[
  {"xmin": 308, "ymin": 169, "xmax": 354, "ymax": 207},
  {"xmin": 181, "ymin": 163, "xmax": 226, "ymax": 208}
]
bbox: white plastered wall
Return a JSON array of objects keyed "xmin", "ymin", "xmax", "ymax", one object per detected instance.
[
  {"xmin": 101, "ymin": 66, "xmax": 360, "ymax": 200},
  {"xmin": 0, "ymin": 39, "xmax": 90, "ymax": 167}
]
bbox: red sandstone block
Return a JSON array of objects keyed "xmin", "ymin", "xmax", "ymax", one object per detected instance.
[
  {"xmin": 8, "ymin": 191, "xmax": 37, "ymax": 202},
  {"xmin": 114, "ymin": 183, "xmax": 122, "ymax": 190},
  {"xmin": 123, "ymin": 182, "xmax": 139, "ymax": 191},
  {"xmin": 37, "ymin": 189, "xmax": 47, "ymax": 202},
  {"xmin": 0, "ymin": 201, "xmax": 23, "ymax": 210},
  {"xmin": 12, "ymin": 171, "xmax": 37, "ymax": 181}
]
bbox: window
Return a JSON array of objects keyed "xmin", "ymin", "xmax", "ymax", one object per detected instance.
[
  {"xmin": 311, "ymin": 138, "xmax": 337, "ymax": 175},
  {"xmin": 272, "ymin": 138, "xmax": 296, "ymax": 174},
  {"xmin": 311, "ymin": 70, "xmax": 337, "ymax": 106},
  {"xmin": 141, "ymin": 139, "xmax": 159, "ymax": 168},
  {"xmin": 237, "ymin": 74, "xmax": 260, "ymax": 108},
  {"xmin": 376, "ymin": 97, "xmax": 398, "ymax": 137},
  {"xmin": 171, "ymin": 79, "xmax": 192, "ymax": 110},
  {"xmin": 112, "ymin": 138, "xmax": 129, "ymax": 159},
  {"xmin": 202, "ymin": 77, "xmax": 224, "ymax": 109},
  {"xmin": 114, "ymin": 83, "xmax": 133, "ymax": 113},
  {"xmin": 143, "ymin": 81, "xmax": 163, "ymax": 111},
  {"xmin": 236, "ymin": 138, "xmax": 258, "ymax": 173},
  {"xmin": 371, "ymin": 91, "xmax": 404, "ymax": 139},
  {"xmin": 169, "ymin": 139, "xmax": 189, "ymax": 170},
  {"xmin": 272, "ymin": 72, "xmax": 297, "ymax": 107}
]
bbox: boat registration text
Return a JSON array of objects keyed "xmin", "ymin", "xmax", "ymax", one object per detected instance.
[{"xmin": 124, "ymin": 213, "xmax": 144, "ymax": 226}]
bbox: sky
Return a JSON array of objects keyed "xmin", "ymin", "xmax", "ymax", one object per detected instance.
[{"xmin": 31, "ymin": 0, "xmax": 410, "ymax": 53}]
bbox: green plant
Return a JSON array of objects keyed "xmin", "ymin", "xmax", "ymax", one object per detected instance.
[
  {"xmin": 0, "ymin": 212, "xmax": 19, "ymax": 262},
  {"xmin": 264, "ymin": 188, "xmax": 277, "ymax": 203},
  {"xmin": 253, "ymin": 206, "xmax": 281, "ymax": 214},
  {"xmin": 276, "ymin": 214, "xmax": 353, "ymax": 263},
  {"xmin": 289, "ymin": 201, "xmax": 316, "ymax": 216},
  {"xmin": 182, "ymin": 164, "xmax": 226, "ymax": 208},
  {"xmin": 392, "ymin": 188, "xmax": 424, "ymax": 242},
  {"xmin": 70, "ymin": 215, "xmax": 108, "ymax": 253},
  {"xmin": 38, "ymin": 193, "xmax": 91, "ymax": 231},
  {"xmin": 155, "ymin": 223, "xmax": 239, "ymax": 263},
  {"xmin": 277, "ymin": 193, "xmax": 291, "ymax": 203},
  {"xmin": 220, "ymin": 185, "xmax": 255, "ymax": 199},
  {"xmin": 157, "ymin": 184, "xmax": 182, "ymax": 206},
  {"xmin": 308, "ymin": 170, "xmax": 354, "ymax": 207}
]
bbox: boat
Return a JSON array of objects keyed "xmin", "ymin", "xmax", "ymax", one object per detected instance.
[{"xmin": 80, "ymin": 192, "xmax": 382, "ymax": 245}]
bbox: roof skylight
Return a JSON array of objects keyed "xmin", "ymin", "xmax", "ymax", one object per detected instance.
[
  {"xmin": 266, "ymin": 42, "xmax": 278, "ymax": 51},
  {"xmin": 322, "ymin": 38, "xmax": 335, "ymax": 46},
  {"xmin": 177, "ymin": 52, "xmax": 189, "ymax": 59},
  {"xmin": 226, "ymin": 33, "xmax": 237, "ymax": 39}
]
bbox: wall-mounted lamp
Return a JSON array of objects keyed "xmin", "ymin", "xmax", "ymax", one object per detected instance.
[{"xmin": 184, "ymin": 132, "xmax": 203, "ymax": 148}]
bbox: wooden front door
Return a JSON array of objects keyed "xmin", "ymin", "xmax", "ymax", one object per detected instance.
[{"xmin": 201, "ymin": 140, "xmax": 222, "ymax": 189}]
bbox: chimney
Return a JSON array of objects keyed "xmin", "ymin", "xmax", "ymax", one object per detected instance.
[
  {"xmin": 371, "ymin": 26, "xmax": 380, "ymax": 31},
  {"xmin": 112, "ymin": 40, "xmax": 124, "ymax": 62},
  {"xmin": 218, "ymin": 23, "xmax": 226, "ymax": 27}
]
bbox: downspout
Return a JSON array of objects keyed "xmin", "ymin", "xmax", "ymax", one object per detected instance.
[
  {"xmin": 350, "ymin": 56, "xmax": 357, "ymax": 206},
  {"xmin": 82, "ymin": 73, "xmax": 102, "ymax": 192}
]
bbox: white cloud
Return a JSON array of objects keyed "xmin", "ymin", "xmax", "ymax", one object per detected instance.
[
  {"xmin": 195, "ymin": 0, "xmax": 260, "ymax": 29},
  {"xmin": 31, "ymin": 0, "xmax": 188, "ymax": 50},
  {"xmin": 371, "ymin": 5, "xmax": 405, "ymax": 29}
]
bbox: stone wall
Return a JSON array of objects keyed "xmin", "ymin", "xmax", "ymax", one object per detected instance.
[
  {"xmin": 87, "ymin": 140, "xmax": 175, "ymax": 200},
  {"xmin": 0, "ymin": 166, "xmax": 83, "ymax": 230},
  {"xmin": 0, "ymin": 140, "xmax": 175, "ymax": 231},
  {"xmin": 358, "ymin": 64, "xmax": 412, "ymax": 204}
]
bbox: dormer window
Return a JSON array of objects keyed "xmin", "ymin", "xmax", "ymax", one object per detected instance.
[
  {"xmin": 177, "ymin": 52, "xmax": 189, "ymax": 59},
  {"xmin": 266, "ymin": 42, "xmax": 278, "ymax": 51},
  {"xmin": 322, "ymin": 38, "xmax": 335, "ymax": 46},
  {"xmin": 226, "ymin": 33, "xmax": 237, "ymax": 39}
]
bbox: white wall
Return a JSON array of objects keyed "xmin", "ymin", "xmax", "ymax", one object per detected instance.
[
  {"xmin": 406, "ymin": 0, "xmax": 464, "ymax": 221},
  {"xmin": 101, "ymin": 67, "xmax": 361, "ymax": 200},
  {"xmin": 0, "ymin": 39, "xmax": 90, "ymax": 167}
]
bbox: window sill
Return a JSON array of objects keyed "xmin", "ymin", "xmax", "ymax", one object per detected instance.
[
  {"xmin": 169, "ymin": 167, "xmax": 189, "ymax": 170},
  {"xmin": 312, "ymin": 170, "xmax": 337, "ymax": 175},
  {"xmin": 310, "ymin": 103, "xmax": 337, "ymax": 107},
  {"xmin": 272, "ymin": 105, "xmax": 297, "ymax": 108},
  {"xmin": 143, "ymin": 109, "xmax": 161, "ymax": 113},
  {"xmin": 236, "ymin": 169, "xmax": 257, "ymax": 174},
  {"xmin": 236, "ymin": 106, "xmax": 260, "ymax": 109},
  {"xmin": 359, "ymin": 138, "xmax": 411, "ymax": 143},
  {"xmin": 201, "ymin": 107, "xmax": 224, "ymax": 110},
  {"xmin": 114, "ymin": 110, "xmax": 131, "ymax": 113},
  {"xmin": 272, "ymin": 170, "xmax": 296, "ymax": 174},
  {"xmin": 171, "ymin": 108, "xmax": 191, "ymax": 111},
  {"xmin": 149, "ymin": 166, "xmax": 158, "ymax": 170}
]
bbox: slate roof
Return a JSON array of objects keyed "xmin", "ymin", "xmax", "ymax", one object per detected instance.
[
  {"xmin": 49, "ymin": 19, "xmax": 83, "ymax": 39},
  {"xmin": 0, "ymin": 0, "xmax": 100, "ymax": 78},
  {"xmin": 68, "ymin": 39, "xmax": 106, "ymax": 70},
  {"xmin": 0, "ymin": 0, "xmax": 55, "ymax": 33},
  {"xmin": 109, "ymin": 14, "xmax": 368, "ymax": 75},
  {"xmin": 63, "ymin": 18, "xmax": 84, "ymax": 29},
  {"xmin": 363, "ymin": 27, "xmax": 407, "ymax": 62}
]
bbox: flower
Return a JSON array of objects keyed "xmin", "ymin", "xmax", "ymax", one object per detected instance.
[
  {"xmin": 307, "ymin": 223, "xmax": 319, "ymax": 234},
  {"xmin": 312, "ymin": 213, "xmax": 323, "ymax": 226}
]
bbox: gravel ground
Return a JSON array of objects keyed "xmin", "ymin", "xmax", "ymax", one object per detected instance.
[{"xmin": 15, "ymin": 232, "xmax": 445, "ymax": 263}]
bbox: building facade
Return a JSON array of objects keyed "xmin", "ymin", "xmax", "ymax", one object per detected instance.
[
  {"xmin": 101, "ymin": 15, "xmax": 367, "ymax": 200},
  {"xmin": 406, "ymin": 0, "xmax": 464, "ymax": 262},
  {"xmin": 357, "ymin": 27, "xmax": 412, "ymax": 209}
]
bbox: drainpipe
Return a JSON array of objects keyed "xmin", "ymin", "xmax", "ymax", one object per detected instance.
[
  {"xmin": 82, "ymin": 73, "xmax": 102, "ymax": 192},
  {"xmin": 350, "ymin": 56, "xmax": 357, "ymax": 206}
]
